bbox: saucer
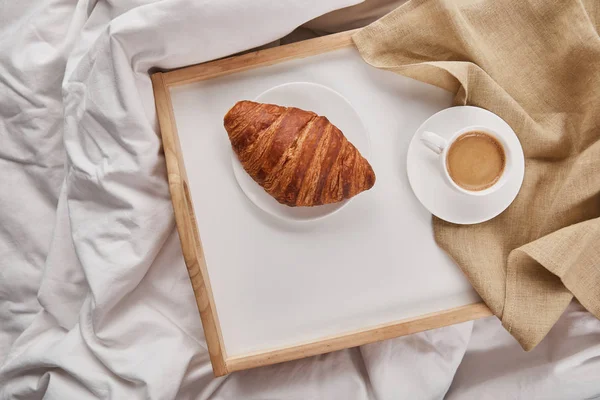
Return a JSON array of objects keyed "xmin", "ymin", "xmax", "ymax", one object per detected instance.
[
  {"xmin": 231, "ymin": 82, "xmax": 371, "ymax": 223},
  {"xmin": 406, "ymin": 106, "xmax": 525, "ymax": 224}
]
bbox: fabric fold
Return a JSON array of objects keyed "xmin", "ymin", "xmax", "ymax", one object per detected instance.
[{"xmin": 354, "ymin": 0, "xmax": 600, "ymax": 349}]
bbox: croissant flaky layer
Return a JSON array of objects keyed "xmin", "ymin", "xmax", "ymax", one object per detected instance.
[{"xmin": 224, "ymin": 100, "xmax": 376, "ymax": 207}]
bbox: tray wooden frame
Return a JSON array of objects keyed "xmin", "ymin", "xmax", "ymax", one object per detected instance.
[{"xmin": 151, "ymin": 30, "xmax": 492, "ymax": 377}]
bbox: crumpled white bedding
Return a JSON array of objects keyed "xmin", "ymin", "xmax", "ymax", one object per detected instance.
[{"xmin": 1, "ymin": 0, "xmax": 599, "ymax": 399}]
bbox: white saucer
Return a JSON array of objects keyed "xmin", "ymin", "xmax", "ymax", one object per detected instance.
[
  {"xmin": 231, "ymin": 82, "xmax": 371, "ymax": 222},
  {"xmin": 407, "ymin": 106, "xmax": 525, "ymax": 225}
]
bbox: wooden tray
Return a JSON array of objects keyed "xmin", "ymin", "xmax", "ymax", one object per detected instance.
[{"xmin": 151, "ymin": 30, "xmax": 492, "ymax": 377}]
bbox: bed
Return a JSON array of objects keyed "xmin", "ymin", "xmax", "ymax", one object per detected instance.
[{"xmin": 1, "ymin": 0, "xmax": 599, "ymax": 398}]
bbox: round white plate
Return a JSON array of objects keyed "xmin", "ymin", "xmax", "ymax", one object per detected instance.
[
  {"xmin": 407, "ymin": 106, "xmax": 525, "ymax": 225},
  {"xmin": 231, "ymin": 82, "xmax": 371, "ymax": 222}
]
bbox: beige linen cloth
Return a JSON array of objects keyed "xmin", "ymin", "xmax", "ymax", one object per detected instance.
[{"xmin": 354, "ymin": 0, "xmax": 600, "ymax": 350}]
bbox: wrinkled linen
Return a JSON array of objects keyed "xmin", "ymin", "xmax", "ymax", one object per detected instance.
[
  {"xmin": 354, "ymin": 0, "xmax": 600, "ymax": 350},
  {"xmin": 1, "ymin": 0, "xmax": 599, "ymax": 399}
]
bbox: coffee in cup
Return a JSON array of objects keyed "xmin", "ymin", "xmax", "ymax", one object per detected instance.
[
  {"xmin": 445, "ymin": 131, "xmax": 505, "ymax": 191},
  {"xmin": 420, "ymin": 126, "xmax": 511, "ymax": 196}
]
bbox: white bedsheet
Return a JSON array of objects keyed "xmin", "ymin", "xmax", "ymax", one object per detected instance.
[{"xmin": 1, "ymin": 0, "xmax": 599, "ymax": 399}]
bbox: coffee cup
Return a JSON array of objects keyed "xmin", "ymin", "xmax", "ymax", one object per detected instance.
[{"xmin": 420, "ymin": 126, "xmax": 512, "ymax": 196}]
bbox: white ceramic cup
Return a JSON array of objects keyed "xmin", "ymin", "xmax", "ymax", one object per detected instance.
[{"xmin": 420, "ymin": 126, "xmax": 512, "ymax": 196}]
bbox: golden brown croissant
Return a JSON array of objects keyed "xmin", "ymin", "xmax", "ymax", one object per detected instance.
[{"xmin": 224, "ymin": 100, "xmax": 376, "ymax": 207}]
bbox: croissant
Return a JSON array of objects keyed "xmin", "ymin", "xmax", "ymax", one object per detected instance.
[{"xmin": 224, "ymin": 100, "xmax": 376, "ymax": 207}]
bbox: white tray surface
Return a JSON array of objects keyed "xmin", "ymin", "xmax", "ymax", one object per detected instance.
[{"xmin": 170, "ymin": 47, "xmax": 480, "ymax": 357}]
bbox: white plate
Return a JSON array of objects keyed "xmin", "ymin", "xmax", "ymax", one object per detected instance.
[
  {"xmin": 231, "ymin": 82, "xmax": 371, "ymax": 222},
  {"xmin": 407, "ymin": 106, "xmax": 525, "ymax": 224}
]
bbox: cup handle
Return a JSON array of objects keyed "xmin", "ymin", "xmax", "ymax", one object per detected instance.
[{"xmin": 420, "ymin": 131, "xmax": 448, "ymax": 155}]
